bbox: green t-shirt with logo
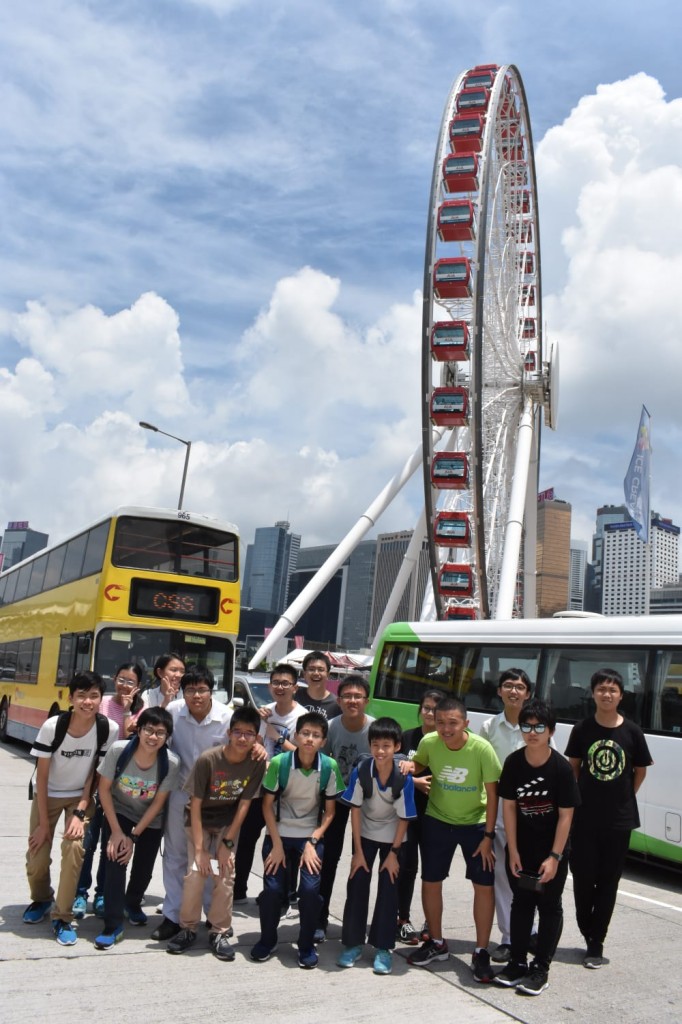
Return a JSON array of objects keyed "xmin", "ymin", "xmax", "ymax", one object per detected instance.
[{"xmin": 414, "ymin": 730, "xmax": 501, "ymax": 826}]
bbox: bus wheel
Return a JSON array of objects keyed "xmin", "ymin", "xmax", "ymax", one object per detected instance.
[{"xmin": 0, "ymin": 699, "xmax": 9, "ymax": 742}]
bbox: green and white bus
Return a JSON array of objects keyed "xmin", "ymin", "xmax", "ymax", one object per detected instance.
[{"xmin": 368, "ymin": 615, "xmax": 682, "ymax": 865}]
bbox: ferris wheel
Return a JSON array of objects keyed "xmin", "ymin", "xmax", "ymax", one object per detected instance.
[{"xmin": 422, "ymin": 63, "xmax": 557, "ymax": 621}]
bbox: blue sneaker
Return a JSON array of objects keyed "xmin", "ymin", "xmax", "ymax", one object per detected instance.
[
  {"xmin": 124, "ymin": 906, "xmax": 147, "ymax": 926},
  {"xmin": 71, "ymin": 895, "xmax": 87, "ymax": 920},
  {"xmin": 298, "ymin": 947, "xmax": 319, "ymax": 970},
  {"xmin": 94, "ymin": 926, "xmax": 124, "ymax": 950},
  {"xmin": 337, "ymin": 945, "xmax": 363, "ymax": 968},
  {"xmin": 23, "ymin": 900, "xmax": 52, "ymax": 924},
  {"xmin": 53, "ymin": 919, "xmax": 78, "ymax": 946},
  {"xmin": 250, "ymin": 942, "xmax": 276, "ymax": 962},
  {"xmin": 93, "ymin": 894, "xmax": 105, "ymax": 918},
  {"xmin": 373, "ymin": 949, "xmax": 393, "ymax": 975}
]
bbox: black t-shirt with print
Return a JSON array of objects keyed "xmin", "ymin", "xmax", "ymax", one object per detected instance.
[{"xmin": 564, "ymin": 716, "xmax": 652, "ymax": 831}]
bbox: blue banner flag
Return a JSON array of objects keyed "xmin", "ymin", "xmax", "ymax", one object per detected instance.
[{"xmin": 623, "ymin": 406, "xmax": 651, "ymax": 542}]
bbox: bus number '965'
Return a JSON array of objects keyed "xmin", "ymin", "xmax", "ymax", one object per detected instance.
[{"xmin": 177, "ymin": 511, "xmax": 191, "ymax": 520}]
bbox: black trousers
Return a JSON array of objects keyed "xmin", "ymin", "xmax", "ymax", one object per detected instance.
[
  {"xmin": 318, "ymin": 802, "xmax": 350, "ymax": 929},
  {"xmin": 569, "ymin": 825, "xmax": 631, "ymax": 946},
  {"xmin": 507, "ymin": 853, "xmax": 569, "ymax": 970},
  {"xmin": 102, "ymin": 815, "xmax": 162, "ymax": 930}
]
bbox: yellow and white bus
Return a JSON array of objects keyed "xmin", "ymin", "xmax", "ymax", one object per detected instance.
[{"xmin": 0, "ymin": 506, "xmax": 240, "ymax": 744}]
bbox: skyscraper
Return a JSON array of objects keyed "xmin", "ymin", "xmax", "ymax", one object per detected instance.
[
  {"xmin": 536, "ymin": 498, "xmax": 571, "ymax": 617},
  {"xmin": 242, "ymin": 521, "xmax": 301, "ymax": 616},
  {"xmin": 569, "ymin": 540, "xmax": 588, "ymax": 611},
  {"xmin": 602, "ymin": 513, "xmax": 679, "ymax": 615},
  {"xmin": 369, "ymin": 530, "xmax": 431, "ymax": 641},
  {"xmin": 0, "ymin": 521, "xmax": 49, "ymax": 572}
]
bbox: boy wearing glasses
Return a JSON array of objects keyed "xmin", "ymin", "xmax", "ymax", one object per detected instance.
[
  {"xmin": 153, "ymin": 667, "xmax": 234, "ymax": 941},
  {"xmin": 166, "ymin": 706, "xmax": 266, "ymax": 961},
  {"xmin": 259, "ymin": 664, "xmax": 307, "ymax": 757},
  {"xmin": 479, "ymin": 668, "xmax": 532, "ymax": 963},
  {"xmin": 494, "ymin": 698, "xmax": 579, "ymax": 996},
  {"xmin": 94, "ymin": 707, "xmax": 180, "ymax": 948},
  {"xmin": 565, "ymin": 668, "xmax": 652, "ymax": 969}
]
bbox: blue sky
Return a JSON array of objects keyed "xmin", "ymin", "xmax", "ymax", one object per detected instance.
[{"xmin": 1, "ymin": 0, "xmax": 682, "ymax": 563}]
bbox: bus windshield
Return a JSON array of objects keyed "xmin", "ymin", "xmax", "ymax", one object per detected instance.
[{"xmin": 113, "ymin": 516, "xmax": 237, "ymax": 581}]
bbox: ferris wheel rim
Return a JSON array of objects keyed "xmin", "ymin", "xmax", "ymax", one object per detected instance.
[{"xmin": 421, "ymin": 62, "xmax": 545, "ymax": 621}]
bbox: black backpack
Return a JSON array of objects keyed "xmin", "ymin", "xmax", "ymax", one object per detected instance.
[
  {"xmin": 354, "ymin": 754, "xmax": 408, "ymax": 801},
  {"xmin": 28, "ymin": 711, "xmax": 110, "ymax": 800}
]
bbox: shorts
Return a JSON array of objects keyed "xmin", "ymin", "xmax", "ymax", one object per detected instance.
[{"xmin": 420, "ymin": 815, "xmax": 494, "ymax": 886}]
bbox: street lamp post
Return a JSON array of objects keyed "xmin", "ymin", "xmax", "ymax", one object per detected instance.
[{"xmin": 139, "ymin": 421, "xmax": 192, "ymax": 511}]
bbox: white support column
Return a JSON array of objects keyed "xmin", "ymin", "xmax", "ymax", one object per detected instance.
[{"xmin": 495, "ymin": 399, "xmax": 535, "ymax": 619}]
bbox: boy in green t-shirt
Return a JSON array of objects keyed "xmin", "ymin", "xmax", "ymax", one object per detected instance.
[
  {"xmin": 250, "ymin": 711, "xmax": 344, "ymax": 970},
  {"xmin": 405, "ymin": 697, "xmax": 501, "ymax": 983}
]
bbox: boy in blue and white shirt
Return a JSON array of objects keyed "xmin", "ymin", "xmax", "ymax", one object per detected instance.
[{"xmin": 336, "ymin": 717, "xmax": 417, "ymax": 975}]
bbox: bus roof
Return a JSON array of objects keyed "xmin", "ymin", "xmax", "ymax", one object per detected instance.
[{"xmin": 378, "ymin": 615, "xmax": 682, "ymax": 646}]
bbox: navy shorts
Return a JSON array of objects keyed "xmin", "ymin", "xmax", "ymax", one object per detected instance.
[{"xmin": 420, "ymin": 815, "xmax": 494, "ymax": 886}]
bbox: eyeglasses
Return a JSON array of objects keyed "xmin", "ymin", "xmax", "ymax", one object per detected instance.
[
  {"xmin": 184, "ymin": 687, "xmax": 211, "ymax": 696},
  {"xmin": 271, "ymin": 681, "xmax": 295, "ymax": 689},
  {"xmin": 231, "ymin": 729, "xmax": 258, "ymax": 740},
  {"xmin": 501, "ymin": 683, "xmax": 528, "ymax": 692},
  {"xmin": 115, "ymin": 676, "xmax": 138, "ymax": 686},
  {"xmin": 593, "ymin": 686, "xmax": 621, "ymax": 696},
  {"xmin": 339, "ymin": 693, "xmax": 367, "ymax": 702},
  {"xmin": 421, "ymin": 705, "xmax": 438, "ymax": 715},
  {"xmin": 520, "ymin": 722, "xmax": 547, "ymax": 734},
  {"xmin": 140, "ymin": 726, "xmax": 168, "ymax": 739}
]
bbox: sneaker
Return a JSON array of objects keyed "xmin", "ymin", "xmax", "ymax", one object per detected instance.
[
  {"xmin": 373, "ymin": 949, "xmax": 392, "ymax": 975},
  {"xmin": 93, "ymin": 894, "xmax": 105, "ymax": 918},
  {"xmin": 472, "ymin": 948, "xmax": 493, "ymax": 983},
  {"xmin": 71, "ymin": 895, "xmax": 87, "ymax": 920},
  {"xmin": 298, "ymin": 947, "xmax": 319, "ymax": 969},
  {"xmin": 204, "ymin": 920, "xmax": 233, "ymax": 937},
  {"xmin": 419, "ymin": 920, "xmax": 430, "ymax": 943},
  {"xmin": 151, "ymin": 916, "xmax": 181, "ymax": 941},
  {"xmin": 23, "ymin": 900, "xmax": 52, "ymax": 924},
  {"xmin": 250, "ymin": 941, "xmax": 276, "ymax": 962},
  {"xmin": 337, "ymin": 945, "xmax": 363, "ymax": 968},
  {"xmin": 396, "ymin": 920, "xmax": 420, "ymax": 945},
  {"xmin": 583, "ymin": 943, "xmax": 606, "ymax": 969},
  {"xmin": 166, "ymin": 928, "xmax": 197, "ymax": 955},
  {"xmin": 94, "ymin": 926, "xmax": 124, "ymax": 950},
  {"xmin": 517, "ymin": 966, "xmax": 549, "ymax": 995},
  {"xmin": 407, "ymin": 938, "xmax": 449, "ymax": 966},
  {"xmin": 491, "ymin": 942, "xmax": 512, "ymax": 963},
  {"xmin": 313, "ymin": 927, "xmax": 326, "ymax": 944},
  {"xmin": 233, "ymin": 895, "xmax": 249, "ymax": 905},
  {"xmin": 494, "ymin": 961, "xmax": 528, "ymax": 987},
  {"xmin": 124, "ymin": 906, "xmax": 147, "ymax": 926},
  {"xmin": 53, "ymin": 919, "xmax": 78, "ymax": 946},
  {"xmin": 209, "ymin": 932, "xmax": 235, "ymax": 962}
]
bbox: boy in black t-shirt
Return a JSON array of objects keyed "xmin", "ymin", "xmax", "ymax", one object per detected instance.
[
  {"xmin": 565, "ymin": 668, "xmax": 652, "ymax": 969},
  {"xmin": 495, "ymin": 699, "xmax": 580, "ymax": 997}
]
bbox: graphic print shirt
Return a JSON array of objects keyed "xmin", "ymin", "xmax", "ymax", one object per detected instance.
[
  {"xmin": 98, "ymin": 739, "xmax": 181, "ymax": 828},
  {"xmin": 184, "ymin": 744, "xmax": 267, "ymax": 830}
]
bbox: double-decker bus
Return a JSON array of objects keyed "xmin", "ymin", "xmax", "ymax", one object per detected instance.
[
  {"xmin": 368, "ymin": 616, "xmax": 682, "ymax": 866},
  {"xmin": 0, "ymin": 506, "xmax": 240, "ymax": 744}
]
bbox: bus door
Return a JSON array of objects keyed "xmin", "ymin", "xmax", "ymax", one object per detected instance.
[{"xmin": 56, "ymin": 633, "xmax": 93, "ymax": 687}]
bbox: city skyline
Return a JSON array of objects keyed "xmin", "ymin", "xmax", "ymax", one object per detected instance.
[{"xmin": 2, "ymin": 3, "xmax": 682, "ymax": 554}]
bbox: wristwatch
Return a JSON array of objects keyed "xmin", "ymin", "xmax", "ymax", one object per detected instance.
[
  {"xmin": 483, "ymin": 830, "xmax": 496, "ymax": 840},
  {"xmin": 308, "ymin": 836, "xmax": 319, "ymax": 847},
  {"xmin": 549, "ymin": 851, "xmax": 563, "ymax": 861},
  {"xmin": 390, "ymin": 846, "xmax": 401, "ymax": 855},
  {"xmin": 130, "ymin": 828, "xmax": 138, "ymax": 843},
  {"xmin": 222, "ymin": 838, "xmax": 235, "ymax": 850},
  {"xmin": 72, "ymin": 808, "xmax": 86, "ymax": 821}
]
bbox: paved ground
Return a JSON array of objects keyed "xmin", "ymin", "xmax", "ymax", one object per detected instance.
[{"xmin": 1, "ymin": 738, "xmax": 680, "ymax": 1024}]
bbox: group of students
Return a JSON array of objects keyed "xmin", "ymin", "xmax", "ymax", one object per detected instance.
[{"xmin": 22, "ymin": 651, "xmax": 652, "ymax": 996}]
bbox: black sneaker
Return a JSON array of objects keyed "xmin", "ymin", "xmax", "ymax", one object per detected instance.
[
  {"xmin": 491, "ymin": 942, "xmax": 511, "ymax": 963},
  {"xmin": 396, "ymin": 920, "xmax": 420, "ymax": 945},
  {"xmin": 407, "ymin": 938, "xmax": 449, "ymax": 966},
  {"xmin": 209, "ymin": 932, "xmax": 235, "ymax": 962},
  {"xmin": 152, "ymin": 916, "xmax": 181, "ymax": 941},
  {"xmin": 517, "ymin": 966, "xmax": 549, "ymax": 995},
  {"xmin": 471, "ymin": 948, "xmax": 493, "ymax": 983},
  {"xmin": 583, "ymin": 942, "xmax": 605, "ymax": 969},
  {"xmin": 166, "ymin": 928, "xmax": 197, "ymax": 954},
  {"xmin": 494, "ymin": 961, "xmax": 528, "ymax": 987}
]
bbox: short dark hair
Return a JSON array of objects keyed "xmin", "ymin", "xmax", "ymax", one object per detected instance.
[
  {"xmin": 302, "ymin": 651, "xmax": 331, "ymax": 672},
  {"xmin": 434, "ymin": 695, "xmax": 467, "ymax": 719},
  {"xmin": 518, "ymin": 698, "xmax": 555, "ymax": 731},
  {"xmin": 295, "ymin": 711, "xmax": 328, "ymax": 738},
  {"xmin": 69, "ymin": 671, "xmax": 104, "ymax": 697},
  {"xmin": 419, "ymin": 688, "xmax": 447, "ymax": 711},
  {"xmin": 270, "ymin": 663, "xmax": 298, "ymax": 686},
  {"xmin": 368, "ymin": 717, "xmax": 402, "ymax": 745},
  {"xmin": 591, "ymin": 668, "xmax": 624, "ymax": 694},
  {"xmin": 337, "ymin": 674, "xmax": 370, "ymax": 699},
  {"xmin": 498, "ymin": 668, "xmax": 532, "ymax": 693},
  {"xmin": 137, "ymin": 706, "xmax": 174, "ymax": 737},
  {"xmin": 181, "ymin": 667, "xmax": 215, "ymax": 692},
  {"xmin": 230, "ymin": 706, "xmax": 261, "ymax": 733}
]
